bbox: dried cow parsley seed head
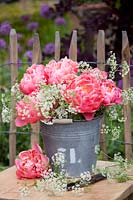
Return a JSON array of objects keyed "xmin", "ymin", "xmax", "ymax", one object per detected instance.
[{"xmin": 122, "ymin": 61, "xmax": 130, "ymax": 77}]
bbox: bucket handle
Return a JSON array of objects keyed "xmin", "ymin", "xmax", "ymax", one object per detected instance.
[{"xmin": 53, "ymin": 119, "xmax": 73, "ymax": 124}]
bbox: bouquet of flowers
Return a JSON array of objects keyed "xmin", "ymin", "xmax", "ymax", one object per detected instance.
[{"xmin": 15, "ymin": 57, "xmax": 122, "ymax": 127}]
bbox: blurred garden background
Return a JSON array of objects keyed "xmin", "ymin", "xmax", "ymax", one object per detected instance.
[{"xmin": 0, "ymin": 0, "xmax": 133, "ymax": 170}]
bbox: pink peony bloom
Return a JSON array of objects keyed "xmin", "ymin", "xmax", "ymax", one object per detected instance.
[
  {"xmin": 101, "ymin": 79, "xmax": 122, "ymax": 106},
  {"xmin": 45, "ymin": 57, "xmax": 79, "ymax": 84},
  {"xmin": 15, "ymin": 143, "xmax": 49, "ymax": 179},
  {"xmin": 83, "ymin": 68, "xmax": 107, "ymax": 80},
  {"xmin": 19, "ymin": 64, "xmax": 48, "ymax": 95},
  {"xmin": 15, "ymin": 99, "xmax": 44, "ymax": 127},
  {"xmin": 14, "ymin": 57, "xmax": 123, "ymax": 126},
  {"xmin": 61, "ymin": 72, "xmax": 103, "ymax": 120}
]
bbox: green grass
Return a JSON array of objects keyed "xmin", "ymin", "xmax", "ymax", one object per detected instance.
[{"xmin": 0, "ymin": 165, "xmax": 8, "ymax": 172}]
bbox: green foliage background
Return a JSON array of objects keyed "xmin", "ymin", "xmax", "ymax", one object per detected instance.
[
  {"xmin": 0, "ymin": 1, "xmax": 73, "ymax": 168},
  {"xmin": 0, "ymin": 0, "xmax": 133, "ymax": 170}
]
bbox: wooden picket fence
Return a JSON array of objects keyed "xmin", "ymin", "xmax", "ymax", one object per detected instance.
[{"xmin": 9, "ymin": 29, "xmax": 132, "ymax": 166}]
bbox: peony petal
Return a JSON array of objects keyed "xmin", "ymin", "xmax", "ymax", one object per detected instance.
[
  {"xmin": 15, "ymin": 117, "xmax": 28, "ymax": 127},
  {"xmin": 15, "ymin": 159, "xmax": 22, "ymax": 171},
  {"xmin": 32, "ymin": 143, "xmax": 42, "ymax": 154},
  {"xmin": 16, "ymin": 170, "xmax": 24, "ymax": 179},
  {"xmin": 15, "ymin": 159, "xmax": 28, "ymax": 179},
  {"xmin": 40, "ymin": 154, "xmax": 49, "ymax": 166},
  {"xmin": 83, "ymin": 113, "xmax": 95, "ymax": 121},
  {"xmin": 19, "ymin": 150, "xmax": 31, "ymax": 160},
  {"xmin": 15, "ymin": 144, "xmax": 49, "ymax": 179}
]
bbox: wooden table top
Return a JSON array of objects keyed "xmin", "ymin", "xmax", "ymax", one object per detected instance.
[{"xmin": 0, "ymin": 161, "xmax": 133, "ymax": 200}]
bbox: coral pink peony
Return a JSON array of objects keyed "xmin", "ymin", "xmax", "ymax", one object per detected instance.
[
  {"xmin": 15, "ymin": 143, "xmax": 49, "ymax": 179},
  {"xmin": 101, "ymin": 79, "xmax": 122, "ymax": 106},
  {"xmin": 61, "ymin": 72, "xmax": 103, "ymax": 120},
  {"xmin": 45, "ymin": 57, "xmax": 79, "ymax": 84},
  {"xmin": 84, "ymin": 68, "xmax": 107, "ymax": 80},
  {"xmin": 14, "ymin": 57, "xmax": 123, "ymax": 126},
  {"xmin": 15, "ymin": 98, "xmax": 44, "ymax": 127},
  {"xmin": 19, "ymin": 64, "xmax": 48, "ymax": 95}
]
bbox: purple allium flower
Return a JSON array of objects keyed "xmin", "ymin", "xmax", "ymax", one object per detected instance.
[
  {"xmin": 0, "ymin": 38, "xmax": 6, "ymax": 48},
  {"xmin": 130, "ymin": 59, "xmax": 133, "ymax": 76},
  {"xmin": 0, "ymin": 21, "xmax": 11, "ymax": 35},
  {"xmin": 40, "ymin": 4, "xmax": 53, "ymax": 18},
  {"xmin": 118, "ymin": 78, "xmax": 133, "ymax": 88},
  {"xmin": 77, "ymin": 48, "xmax": 80, "ymax": 55},
  {"xmin": 18, "ymin": 59, "xmax": 22, "ymax": 68},
  {"xmin": 117, "ymin": 80, "xmax": 122, "ymax": 89},
  {"xmin": 130, "ymin": 78, "xmax": 133, "ymax": 86},
  {"xmin": 27, "ymin": 22, "xmax": 39, "ymax": 31},
  {"xmin": 21, "ymin": 15, "xmax": 30, "ymax": 22},
  {"xmin": 44, "ymin": 43, "xmax": 55, "ymax": 55},
  {"xmin": 27, "ymin": 37, "xmax": 34, "ymax": 47},
  {"xmin": 17, "ymin": 43, "xmax": 22, "ymax": 52},
  {"xmin": 55, "ymin": 17, "xmax": 66, "ymax": 26},
  {"xmin": 24, "ymin": 50, "xmax": 32, "ymax": 61},
  {"xmin": 17, "ymin": 33, "xmax": 23, "ymax": 39}
]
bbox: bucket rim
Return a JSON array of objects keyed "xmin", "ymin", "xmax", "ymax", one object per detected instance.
[
  {"xmin": 73, "ymin": 114, "xmax": 103, "ymax": 122},
  {"xmin": 40, "ymin": 114, "xmax": 104, "ymax": 125}
]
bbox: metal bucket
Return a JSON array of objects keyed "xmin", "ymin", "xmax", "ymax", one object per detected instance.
[{"xmin": 40, "ymin": 116, "xmax": 103, "ymax": 177}]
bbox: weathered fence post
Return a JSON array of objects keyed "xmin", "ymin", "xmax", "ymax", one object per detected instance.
[
  {"xmin": 122, "ymin": 31, "xmax": 132, "ymax": 160},
  {"xmin": 55, "ymin": 31, "xmax": 60, "ymax": 61},
  {"xmin": 31, "ymin": 33, "xmax": 42, "ymax": 146},
  {"xmin": 32, "ymin": 33, "xmax": 42, "ymax": 65},
  {"xmin": 9, "ymin": 29, "xmax": 18, "ymax": 166},
  {"xmin": 97, "ymin": 30, "xmax": 107, "ymax": 160},
  {"xmin": 69, "ymin": 30, "xmax": 77, "ymax": 61}
]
